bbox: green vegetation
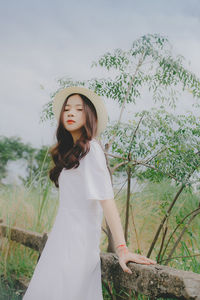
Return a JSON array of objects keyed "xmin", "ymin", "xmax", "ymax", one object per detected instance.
[
  {"xmin": 0, "ymin": 179, "xmax": 199, "ymax": 299},
  {"xmin": 0, "ymin": 135, "xmax": 51, "ymax": 187},
  {"xmin": 1, "ymin": 33, "xmax": 200, "ymax": 299}
]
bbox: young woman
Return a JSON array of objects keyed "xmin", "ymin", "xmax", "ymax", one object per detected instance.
[{"xmin": 23, "ymin": 86, "xmax": 156, "ymax": 300}]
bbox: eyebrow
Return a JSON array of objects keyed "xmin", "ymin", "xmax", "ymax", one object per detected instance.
[{"xmin": 65, "ymin": 104, "xmax": 83, "ymax": 107}]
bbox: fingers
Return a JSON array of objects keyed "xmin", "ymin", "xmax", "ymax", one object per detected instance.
[
  {"xmin": 138, "ymin": 255, "xmax": 157, "ymax": 265},
  {"xmin": 120, "ymin": 260, "xmax": 132, "ymax": 274},
  {"xmin": 119, "ymin": 255, "xmax": 157, "ymax": 275},
  {"xmin": 118, "ymin": 252, "xmax": 157, "ymax": 274},
  {"xmin": 119, "ymin": 253, "xmax": 157, "ymax": 267},
  {"xmin": 140, "ymin": 255, "xmax": 157, "ymax": 264},
  {"xmin": 134, "ymin": 255, "xmax": 156, "ymax": 264},
  {"xmin": 125, "ymin": 252, "xmax": 156, "ymax": 264},
  {"xmin": 131, "ymin": 257, "xmax": 156, "ymax": 265}
]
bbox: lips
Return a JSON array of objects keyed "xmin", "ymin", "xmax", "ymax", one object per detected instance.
[{"xmin": 67, "ymin": 120, "xmax": 75, "ymax": 123}]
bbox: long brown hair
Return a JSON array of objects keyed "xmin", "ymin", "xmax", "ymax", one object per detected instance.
[{"xmin": 49, "ymin": 93, "xmax": 98, "ymax": 188}]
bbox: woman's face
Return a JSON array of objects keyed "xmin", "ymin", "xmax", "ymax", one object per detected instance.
[{"xmin": 62, "ymin": 94, "xmax": 86, "ymax": 134}]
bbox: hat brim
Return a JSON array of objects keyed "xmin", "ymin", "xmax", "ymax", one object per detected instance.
[{"xmin": 52, "ymin": 86, "xmax": 108, "ymax": 137}]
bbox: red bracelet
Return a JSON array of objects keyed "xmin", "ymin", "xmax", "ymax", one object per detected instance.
[
  {"xmin": 116, "ymin": 244, "xmax": 127, "ymax": 249},
  {"xmin": 116, "ymin": 244, "xmax": 129, "ymax": 255}
]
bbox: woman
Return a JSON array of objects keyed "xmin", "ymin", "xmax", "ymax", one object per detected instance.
[{"xmin": 23, "ymin": 86, "xmax": 156, "ymax": 300}]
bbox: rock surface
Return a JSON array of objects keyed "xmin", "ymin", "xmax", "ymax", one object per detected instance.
[{"xmin": 100, "ymin": 252, "xmax": 200, "ymax": 299}]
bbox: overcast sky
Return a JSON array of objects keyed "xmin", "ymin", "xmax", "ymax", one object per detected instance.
[{"xmin": 1, "ymin": 0, "xmax": 200, "ymax": 148}]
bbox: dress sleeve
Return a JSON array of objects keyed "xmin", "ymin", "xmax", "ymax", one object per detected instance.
[{"xmin": 84, "ymin": 141, "xmax": 114, "ymax": 201}]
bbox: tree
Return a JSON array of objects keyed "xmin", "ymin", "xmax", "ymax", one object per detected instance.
[
  {"xmin": 41, "ymin": 33, "xmax": 200, "ymax": 124},
  {"xmin": 0, "ymin": 136, "xmax": 34, "ymax": 182},
  {"xmin": 41, "ymin": 33, "xmax": 200, "ymax": 265},
  {"xmin": 0, "ymin": 135, "xmax": 51, "ymax": 187}
]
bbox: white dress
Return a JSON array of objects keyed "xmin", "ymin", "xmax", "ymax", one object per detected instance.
[{"xmin": 22, "ymin": 139, "xmax": 114, "ymax": 300}]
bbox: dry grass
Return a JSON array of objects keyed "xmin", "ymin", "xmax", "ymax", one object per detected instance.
[{"xmin": 1, "ymin": 179, "xmax": 200, "ymax": 278}]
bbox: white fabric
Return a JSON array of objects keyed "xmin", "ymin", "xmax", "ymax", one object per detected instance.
[
  {"xmin": 84, "ymin": 139, "xmax": 114, "ymax": 201},
  {"xmin": 22, "ymin": 139, "xmax": 114, "ymax": 300}
]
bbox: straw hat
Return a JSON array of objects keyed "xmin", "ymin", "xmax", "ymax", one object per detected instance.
[{"xmin": 52, "ymin": 86, "xmax": 108, "ymax": 137}]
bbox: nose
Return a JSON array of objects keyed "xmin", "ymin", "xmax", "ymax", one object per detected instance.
[{"xmin": 68, "ymin": 110, "xmax": 75, "ymax": 116}]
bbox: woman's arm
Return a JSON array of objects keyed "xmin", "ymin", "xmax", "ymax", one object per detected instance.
[
  {"xmin": 100, "ymin": 198, "xmax": 157, "ymax": 274},
  {"xmin": 100, "ymin": 198, "xmax": 126, "ymax": 250}
]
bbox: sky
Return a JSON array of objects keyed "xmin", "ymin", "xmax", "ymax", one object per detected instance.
[{"xmin": 1, "ymin": 0, "xmax": 200, "ymax": 149}]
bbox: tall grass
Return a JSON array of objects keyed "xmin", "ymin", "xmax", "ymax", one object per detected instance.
[
  {"xmin": 0, "ymin": 178, "xmax": 200, "ymax": 299},
  {"xmin": 0, "ymin": 178, "xmax": 58, "ymax": 299}
]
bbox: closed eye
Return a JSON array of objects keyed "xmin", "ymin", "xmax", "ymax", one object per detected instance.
[{"xmin": 64, "ymin": 109, "xmax": 83, "ymax": 111}]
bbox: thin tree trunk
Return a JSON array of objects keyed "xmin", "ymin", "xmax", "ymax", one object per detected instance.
[
  {"xmin": 125, "ymin": 166, "xmax": 131, "ymax": 242},
  {"xmin": 164, "ymin": 208, "xmax": 200, "ymax": 265},
  {"xmin": 147, "ymin": 184, "xmax": 185, "ymax": 258},
  {"xmin": 160, "ymin": 206, "xmax": 200, "ymax": 260}
]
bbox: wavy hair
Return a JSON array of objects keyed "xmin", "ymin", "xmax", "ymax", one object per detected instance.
[{"xmin": 49, "ymin": 93, "xmax": 98, "ymax": 188}]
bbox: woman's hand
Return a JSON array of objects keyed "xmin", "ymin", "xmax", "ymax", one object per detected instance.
[{"xmin": 116, "ymin": 246, "xmax": 157, "ymax": 274}]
